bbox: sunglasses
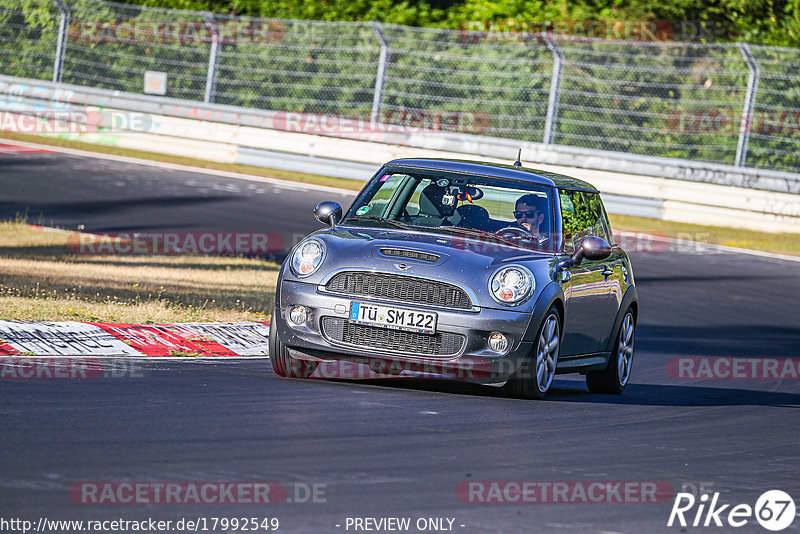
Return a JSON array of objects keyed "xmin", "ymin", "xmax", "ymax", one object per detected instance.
[{"xmin": 513, "ymin": 209, "xmax": 540, "ymax": 219}]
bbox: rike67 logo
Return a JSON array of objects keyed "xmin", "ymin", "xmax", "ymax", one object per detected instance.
[{"xmin": 668, "ymin": 490, "xmax": 795, "ymax": 531}]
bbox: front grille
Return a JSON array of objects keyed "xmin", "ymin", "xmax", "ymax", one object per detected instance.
[
  {"xmin": 326, "ymin": 272, "xmax": 472, "ymax": 309},
  {"xmin": 321, "ymin": 317, "xmax": 465, "ymax": 357},
  {"xmin": 380, "ymin": 248, "xmax": 440, "ymax": 263}
]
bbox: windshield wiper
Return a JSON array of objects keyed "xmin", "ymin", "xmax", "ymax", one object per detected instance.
[
  {"xmin": 346, "ymin": 216, "xmax": 414, "ymax": 230},
  {"xmin": 434, "ymin": 226, "xmax": 530, "ymax": 249}
]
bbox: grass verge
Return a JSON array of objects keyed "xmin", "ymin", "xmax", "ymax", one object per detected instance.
[
  {"xmin": 0, "ymin": 221, "xmax": 278, "ymax": 322},
  {"xmin": 609, "ymin": 214, "xmax": 800, "ymax": 256}
]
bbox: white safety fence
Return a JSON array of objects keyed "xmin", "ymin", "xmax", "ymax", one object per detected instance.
[{"xmin": 3, "ymin": 0, "xmax": 800, "ymax": 173}]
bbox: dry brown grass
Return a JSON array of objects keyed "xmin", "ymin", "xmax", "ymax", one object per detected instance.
[{"xmin": 0, "ymin": 222, "xmax": 278, "ymax": 322}]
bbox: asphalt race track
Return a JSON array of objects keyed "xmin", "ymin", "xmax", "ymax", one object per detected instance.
[
  {"xmin": 2, "ymin": 146, "xmax": 800, "ymax": 533},
  {"xmin": 0, "ymin": 146, "xmax": 354, "ymax": 259}
]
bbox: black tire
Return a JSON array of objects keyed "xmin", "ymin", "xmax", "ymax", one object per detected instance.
[
  {"xmin": 586, "ymin": 308, "xmax": 635, "ymax": 394},
  {"xmin": 268, "ymin": 311, "xmax": 317, "ymax": 379},
  {"xmin": 504, "ymin": 306, "xmax": 561, "ymax": 400}
]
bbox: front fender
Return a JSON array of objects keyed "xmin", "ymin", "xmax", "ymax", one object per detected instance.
[{"xmin": 521, "ymin": 281, "xmax": 564, "ymax": 342}]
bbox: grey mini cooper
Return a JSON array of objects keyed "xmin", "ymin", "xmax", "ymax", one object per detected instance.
[{"xmin": 269, "ymin": 158, "xmax": 638, "ymax": 398}]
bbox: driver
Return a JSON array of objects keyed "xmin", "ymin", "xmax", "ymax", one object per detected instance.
[{"xmin": 506, "ymin": 193, "xmax": 548, "ymax": 242}]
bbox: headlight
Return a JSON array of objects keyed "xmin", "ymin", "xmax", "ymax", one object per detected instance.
[
  {"xmin": 489, "ymin": 265, "xmax": 534, "ymax": 305},
  {"xmin": 290, "ymin": 238, "xmax": 326, "ymax": 277}
]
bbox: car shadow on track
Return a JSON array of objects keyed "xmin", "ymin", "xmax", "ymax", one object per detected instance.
[
  {"xmin": 544, "ymin": 381, "xmax": 800, "ymax": 407},
  {"xmin": 636, "ymin": 324, "xmax": 800, "ymax": 357},
  {"xmin": 306, "ymin": 376, "xmax": 800, "ymax": 407}
]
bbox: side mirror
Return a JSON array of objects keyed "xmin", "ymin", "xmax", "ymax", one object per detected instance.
[
  {"xmin": 314, "ymin": 201, "xmax": 342, "ymax": 227},
  {"xmin": 571, "ymin": 235, "xmax": 612, "ymax": 266},
  {"xmin": 580, "ymin": 236, "xmax": 613, "ymax": 261},
  {"xmin": 556, "ymin": 236, "xmax": 612, "ymax": 274}
]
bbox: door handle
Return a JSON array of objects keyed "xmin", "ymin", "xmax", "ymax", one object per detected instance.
[{"xmin": 601, "ymin": 268, "xmax": 613, "ymax": 277}]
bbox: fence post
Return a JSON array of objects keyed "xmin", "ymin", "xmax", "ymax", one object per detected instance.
[
  {"xmin": 542, "ymin": 34, "xmax": 563, "ymax": 145},
  {"xmin": 202, "ymin": 12, "xmax": 220, "ymax": 104},
  {"xmin": 51, "ymin": 0, "xmax": 69, "ymax": 83},
  {"xmin": 370, "ymin": 22, "xmax": 390, "ymax": 126},
  {"xmin": 735, "ymin": 43, "xmax": 759, "ymax": 167}
]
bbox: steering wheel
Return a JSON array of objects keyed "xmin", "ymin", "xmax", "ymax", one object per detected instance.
[
  {"xmin": 496, "ymin": 226, "xmax": 532, "ymax": 240},
  {"xmin": 496, "ymin": 226, "xmax": 549, "ymax": 247}
]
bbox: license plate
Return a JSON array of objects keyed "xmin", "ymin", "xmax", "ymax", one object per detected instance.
[{"xmin": 349, "ymin": 302, "xmax": 437, "ymax": 334}]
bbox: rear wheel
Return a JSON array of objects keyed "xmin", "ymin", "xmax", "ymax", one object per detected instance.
[
  {"xmin": 586, "ymin": 308, "xmax": 635, "ymax": 394},
  {"xmin": 505, "ymin": 306, "xmax": 561, "ymax": 399},
  {"xmin": 268, "ymin": 312, "xmax": 317, "ymax": 378}
]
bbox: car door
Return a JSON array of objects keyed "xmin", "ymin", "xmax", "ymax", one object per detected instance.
[
  {"xmin": 583, "ymin": 191, "xmax": 624, "ymax": 349},
  {"xmin": 558, "ymin": 189, "xmax": 616, "ymax": 356}
]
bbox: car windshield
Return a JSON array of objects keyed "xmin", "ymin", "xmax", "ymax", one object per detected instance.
[{"xmin": 344, "ymin": 169, "xmax": 555, "ymax": 252}]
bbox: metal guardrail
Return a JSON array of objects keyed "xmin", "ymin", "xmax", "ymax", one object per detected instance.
[
  {"xmin": 1, "ymin": 74, "xmax": 798, "ymax": 196},
  {"xmin": 1, "ymin": 0, "xmax": 799, "ymax": 174}
]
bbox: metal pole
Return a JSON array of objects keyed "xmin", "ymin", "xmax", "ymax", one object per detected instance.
[
  {"xmin": 735, "ymin": 43, "xmax": 759, "ymax": 167},
  {"xmin": 52, "ymin": 0, "xmax": 69, "ymax": 83},
  {"xmin": 370, "ymin": 22, "xmax": 389, "ymax": 126},
  {"xmin": 543, "ymin": 34, "xmax": 563, "ymax": 145},
  {"xmin": 202, "ymin": 12, "xmax": 220, "ymax": 104}
]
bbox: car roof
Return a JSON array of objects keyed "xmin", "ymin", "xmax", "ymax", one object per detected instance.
[{"xmin": 384, "ymin": 158, "xmax": 598, "ymax": 192}]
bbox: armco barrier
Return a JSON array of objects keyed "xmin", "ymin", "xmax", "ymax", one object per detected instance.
[{"xmin": 0, "ymin": 75, "xmax": 799, "ymax": 233}]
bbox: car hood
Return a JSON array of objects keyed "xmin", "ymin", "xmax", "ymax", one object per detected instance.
[{"xmin": 283, "ymin": 224, "xmax": 561, "ymax": 309}]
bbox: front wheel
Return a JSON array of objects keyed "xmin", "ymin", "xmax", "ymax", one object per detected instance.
[
  {"xmin": 505, "ymin": 306, "xmax": 561, "ymax": 399},
  {"xmin": 586, "ymin": 308, "xmax": 635, "ymax": 394},
  {"xmin": 268, "ymin": 312, "xmax": 318, "ymax": 378}
]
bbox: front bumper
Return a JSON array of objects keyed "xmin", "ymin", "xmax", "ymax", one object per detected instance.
[{"xmin": 275, "ymin": 279, "xmax": 537, "ymax": 385}]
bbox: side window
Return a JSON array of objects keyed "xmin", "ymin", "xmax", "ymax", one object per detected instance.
[
  {"xmin": 560, "ymin": 190, "xmax": 613, "ymax": 253},
  {"xmin": 559, "ymin": 190, "xmax": 592, "ymax": 253},
  {"xmin": 584, "ymin": 192, "xmax": 613, "ymax": 245}
]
